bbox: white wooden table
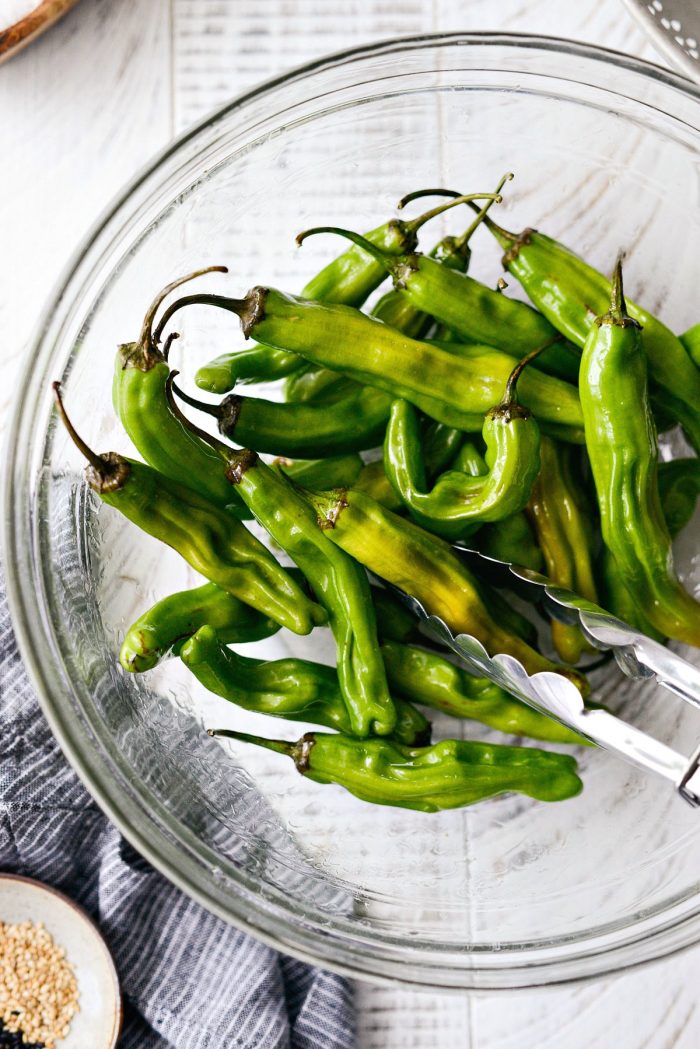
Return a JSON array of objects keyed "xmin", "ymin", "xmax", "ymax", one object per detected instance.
[{"xmin": 1, "ymin": 2, "xmax": 698, "ymax": 1045}]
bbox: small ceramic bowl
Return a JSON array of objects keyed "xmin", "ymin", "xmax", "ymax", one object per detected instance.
[{"xmin": 0, "ymin": 874, "xmax": 122, "ymax": 1048}]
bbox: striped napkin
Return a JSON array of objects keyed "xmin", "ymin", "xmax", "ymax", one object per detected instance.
[{"xmin": 0, "ymin": 579, "xmax": 355, "ymax": 1049}]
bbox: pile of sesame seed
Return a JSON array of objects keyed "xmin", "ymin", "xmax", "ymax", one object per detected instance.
[{"xmin": 0, "ymin": 920, "xmax": 79, "ymax": 1048}]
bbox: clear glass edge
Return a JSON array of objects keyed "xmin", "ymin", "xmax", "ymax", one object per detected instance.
[{"xmin": 5, "ymin": 32, "xmax": 700, "ymax": 990}]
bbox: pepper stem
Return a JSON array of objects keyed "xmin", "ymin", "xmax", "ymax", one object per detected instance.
[
  {"xmin": 153, "ymin": 291, "xmax": 251, "ymax": 345},
  {"xmin": 453, "ymin": 173, "xmax": 514, "ymax": 251},
  {"xmin": 609, "ymin": 254, "xmax": 627, "ymax": 318},
  {"xmin": 165, "ymin": 371, "xmax": 226, "ymax": 454},
  {"xmin": 502, "ymin": 337, "xmax": 563, "ymax": 406},
  {"xmin": 296, "ymin": 225, "xmax": 394, "ymax": 268},
  {"xmin": 140, "ymin": 266, "xmax": 228, "ymax": 347},
  {"xmin": 207, "ymin": 728, "xmax": 296, "ymax": 757},
  {"xmin": 52, "ymin": 381, "xmax": 107, "ymax": 472},
  {"xmin": 397, "ymin": 188, "xmax": 462, "ymax": 210},
  {"xmin": 402, "ymin": 191, "xmax": 504, "ymax": 235},
  {"xmin": 207, "ymin": 728, "xmax": 315, "ymax": 772}
]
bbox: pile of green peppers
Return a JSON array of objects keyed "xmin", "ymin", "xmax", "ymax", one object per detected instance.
[{"xmin": 52, "ymin": 177, "xmax": 700, "ymax": 815}]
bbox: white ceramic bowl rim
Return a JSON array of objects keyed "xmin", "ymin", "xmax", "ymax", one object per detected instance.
[{"xmin": 6, "ymin": 32, "xmax": 700, "ymax": 991}]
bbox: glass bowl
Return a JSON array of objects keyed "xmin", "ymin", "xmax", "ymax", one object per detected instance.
[{"xmin": 6, "ymin": 33, "xmax": 700, "ymax": 991}]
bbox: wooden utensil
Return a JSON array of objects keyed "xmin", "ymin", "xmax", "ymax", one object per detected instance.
[{"xmin": 0, "ymin": 0, "xmax": 80, "ymax": 65}]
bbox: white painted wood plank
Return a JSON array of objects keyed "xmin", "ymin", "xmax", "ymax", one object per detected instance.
[{"xmin": 0, "ymin": 0, "xmax": 173, "ymax": 413}]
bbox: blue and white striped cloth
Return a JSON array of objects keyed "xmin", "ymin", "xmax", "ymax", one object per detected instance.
[{"xmin": 0, "ymin": 581, "xmax": 355, "ymax": 1049}]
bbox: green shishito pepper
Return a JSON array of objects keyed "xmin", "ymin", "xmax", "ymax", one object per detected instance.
[
  {"xmin": 112, "ymin": 266, "xmax": 250, "ymax": 517},
  {"xmin": 52, "ymin": 383, "xmax": 325, "ymax": 636},
  {"xmin": 295, "ymin": 226, "xmax": 581, "ymax": 384},
  {"xmin": 303, "ymin": 486, "xmax": 589, "ymax": 694},
  {"xmin": 120, "ymin": 581, "xmax": 281, "ymax": 672},
  {"xmin": 383, "ymin": 348, "xmax": 542, "ymax": 539},
  {"xmin": 195, "ymin": 191, "xmax": 500, "ymax": 393},
  {"xmin": 598, "ymin": 458, "xmax": 700, "ymax": 642},
  {"xmin": 476, "ymin": 512, "xmax": 544, "ymax": 573},
  {"xmin": 181, "ymin": 626, "xmax": 430, "ymax": 746},
  {"xmin": 178, "ymin": 383, "xmax": 392, "ymax": 459},
  {"xmin": 477, "ymin": 211, "xmax": 700, "ymax": 453},
  {"xmin": 212, "ymin": 730, "xmax": 583, "ymax": 811},
  {"xmin": 272, "ymin": 453, "xmax": 363, "ymax": 491},
  {"xmin": 370, "ymin": 175, "xmax": 513, "ymax": 340},
  {"xmin": 579, "ymin": 261, "xmax": 700, "ymax": 647},
  {"xmin": 657, "ymin": 458, "xmax": 700, "ymax": 538},
  {"xmin": 168, "ymin": 385, "xmax": 398, "ymax": 737},
  {"xmin": 380, "ymin": 641, "xmax": 587, "ymax": 745},
  {"xmin": 526, "ymin": 438, "xmax": 599, "ymax": 664},
  {"xmin": 153, "ymin": 290, "xmax": 584, "ymax": 443}
]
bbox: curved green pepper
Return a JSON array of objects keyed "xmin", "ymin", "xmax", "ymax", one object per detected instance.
[
  {"xmin": 476, "ymin": 513, "xmax": 544, "ymax": 573},
  {"xmin": 112, "ymin": 267, "xmax": 249, "ymax": 516},
  {"xmin": 479, "ymin": 213, "xmax": 700, "ymax": 453},
  {"xmin": 181, "ymin": 626, "xmax": 429, "ymax": 746},
  {"xmin": 304, "ymin": 486, "xmax": 588, "ymax": 692},
  {"xmin": 657, "ymin": 458, "xmax": 700, "ymax": 538},
  {"xmin": 680, "ymin": 323, "xmax": 700, "ymax": 370},
  {"xmin": 195, "ymin": 191, "xmax": 499, "ymax": 393},
  {"xmin": 119, "ymin": 582, "xmax": 280, "ymax": 672},
  {"xmin": 177, "ymin": 382, "xmax": 392, "ymax": 459},
  {"xmin": 579, "ymin": 261, "xmax": 700, "ymax": 646},
  {"xmin": 526, "ymin": 438, "xmax": 599, "ymax": 664},
  {"xmin": 380, "ymin": 641, "xmax": 586, "ymax": 745},
  {"xmin": 599, "ymin": 458, "xmax": 700, "ymax": 641},
  {"xmin": 283, "ymin": 368, "xmax": 354, "ymax": 404},
  {"xmin": 296, "ymin": 226, "xmax": 581, "ymax": 384},
  {"xmin": 168, "ymin": 392, "xmax": 398, "ymax": 737},
  {"xmin": 369, "ymin": 177, "xmax": 512, "ymax": 340},
  {"xmin": 215, "ymin": 730, "xmax": 583, "ymax": 810},
  {"xmin": 53, "ymin": 384, "xmax": 325, "ymax": 636},
  {"xmin": 155, "ymin": 287, "xmax": 584, "ymax": 440},
  {"xmin": 195, "ymin": 344, "xmax": 305, "ymax": 392},
  {"xmin": 273, "ymin": 453, "xmax": 363, "ymax": 491},
  {"xmin": 351, "ymin": 460, "xmax": 403, "ymax": 511},
  {"xmin": 383, "ymin": 350, "xmax": 541, "ymax": 539}
]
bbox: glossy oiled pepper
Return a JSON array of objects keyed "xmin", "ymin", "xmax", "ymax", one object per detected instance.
[
  {"xmin": 154, "ymin": 286, "xmax": 584, "ymax": 441},
  {"xmin": 296, "ymin": 225, "xmax": 581, "ymax": 383},
  {"xmin": 120, "ymin": 582, "xmax": 280, "ymax": 672},
  {"xmin": 476, "ymin": 513, "xmax": 544, "ymax": 573},
  {"xmin": 304, "ymin": 486, "xmax": 588, "ymax": 691},
  {"xmin": 195, "ymin": 191, "xmax": 499, "ymax": 393},
  {"xmin": 579, "ymin": 261, "xmax": 700, "ymax": 646},
  {"xmin": 283, "ymin": 368, "xmax": 354, "ymax": 404},
  {"xmin": 369, "ymin": 176, "xmax": 512, "ymax": 340},
  {"xmin": 112, "ymin": 267, "xmax": 248, "ymax": 515},
  {"xmin": 181, "ymin": 626, "xmax": 430, "ymax": 746},
  {"xmin": 526, "ymin": 438, "xmax": 599, "ymax": 664},
  {"xmin": 380, "ymin": 641, "xmax": 587, "ymax": 745},
  {"xmin": 477, "ymin": 211, "xmax": 700, "ymax": 452},
  {"xmin": 195, "ymin": 344, "xmax": 306, "ymax": 392},
  {"xmin": 272, "ymin": 453, "xmax": 363, "ymax": 491},
  {"xmin": 383, "ymin": 350, "xmax": 542, "ymax": 539},
  {"xmin": 176, "ymin": 382, "xmax": 392, "ymax": 459},
  {"xmin": 657, "ymin": 458, "xmax": 700, "ymax": 538},
  {"xmin": 213, "ymin": 730, "xmax": 583, "ymax": 810},
  {"xmin": 52, "ymin": 383, "xmax": 325, "ymax": 636},
  {"xmin": 351, "ymin": 460, "xmax": 403, "ymax": 511},
  {"xmin": 680, "ymin": 323, "xmax": 700, "ymax": 370},
  {"xmin": 168, "ymin": 389, "xmax": 398, "ymax": 737},
  {"xmin": 599, "ymin": 458, "xmax": 700, "ymax": 641}
]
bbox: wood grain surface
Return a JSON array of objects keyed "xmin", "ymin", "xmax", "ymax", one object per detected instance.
[{"xmin": 0, "ymin": 2, "xmax": 698, "ymax": 1046}]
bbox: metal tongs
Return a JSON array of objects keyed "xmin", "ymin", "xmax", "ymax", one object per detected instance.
[{"xmin": 388, "ymin": 547, "xmax": 700, "ymax": 808}]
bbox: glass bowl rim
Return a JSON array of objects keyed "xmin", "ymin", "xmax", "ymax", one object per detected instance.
[{"xmin": 6, "ymin": 31, "xmax": 700, "ymax": 991}]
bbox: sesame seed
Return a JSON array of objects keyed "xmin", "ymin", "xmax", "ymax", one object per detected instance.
[{"xmin": 0, "ymin": 920, "xmax": 79, "ymax": 1048}]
